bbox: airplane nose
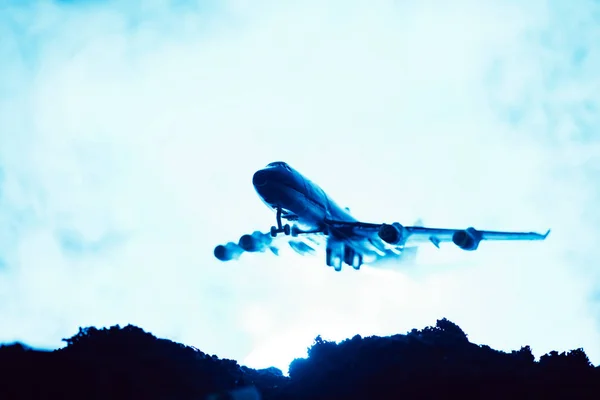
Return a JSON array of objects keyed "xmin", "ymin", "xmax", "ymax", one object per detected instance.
[{"xmin": 252, "ymin": 169, "xmax": 269, "ymax": 187}]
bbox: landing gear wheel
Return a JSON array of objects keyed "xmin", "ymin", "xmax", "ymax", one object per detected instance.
[
  {"xmin": 343, "ymin": 247, "xmax": 354, "ymax": 266},
  {"xmin": 333, "ymin": 257, "xmax": 342, "ymax": 272},
  {"xmin": 291, "ymin": 225, "xmax": 300, "ymax": 237},
  {"xmin": 326, "ymin": 247, "xmax": 343, "ymax": 271},
  {"xmin": 326, "ymin": 248, "xmax": 333, "ymax": 266},
  {"xmin": 351, "ymin": 254, "xmax": 363, "ymax": 270},
  {"xmin": 270, "ymin": 207, "xmax": 291, "ymax": 237},
  {"xmin": 325, "ymin": 238, "xmax": 344, "ymax": 272}
]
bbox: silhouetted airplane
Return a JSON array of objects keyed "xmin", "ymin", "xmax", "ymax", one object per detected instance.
[{"xmin": 214, "ymin": 161, "xmax": 550, "ymax": 271}]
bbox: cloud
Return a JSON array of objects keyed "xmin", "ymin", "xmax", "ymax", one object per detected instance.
[{"xmin": 1, "ymin": 0, "xmax": 599, "ymax": 373}]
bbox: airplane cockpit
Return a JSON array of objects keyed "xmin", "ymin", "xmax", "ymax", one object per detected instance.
[{"xmin": 266, "ymin": 161, "xmax": 291, "ymax": 170}]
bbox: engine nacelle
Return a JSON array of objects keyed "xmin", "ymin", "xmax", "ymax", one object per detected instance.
[
  {"xmin": 238, "ymin": 231, "xmax": 272, "ymax": 252},
  {"xmin": 452, "ymin": 227, "xmax": 482, "ymax": 251},
  {"xmin": 214, "ymin": 242, "xmax": 244, "ymax": 261},
  {"xmin": 378, "ymin": 222, "xmax": 407, "ymax": 246}
]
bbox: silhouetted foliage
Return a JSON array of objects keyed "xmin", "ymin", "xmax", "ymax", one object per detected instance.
[{"xmin": 1, "ymin": 319, "xmax": 598, "ymax": 399}]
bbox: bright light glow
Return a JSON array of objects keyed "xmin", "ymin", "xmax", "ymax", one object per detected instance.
[{"xmin": 1, "ymin": 0, "xmax": 599, "ymax": 375}]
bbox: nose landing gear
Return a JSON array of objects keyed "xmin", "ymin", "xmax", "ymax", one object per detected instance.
[{"xmin": 270, "ymin": 208, "xmax": 291, "ymax": 237}]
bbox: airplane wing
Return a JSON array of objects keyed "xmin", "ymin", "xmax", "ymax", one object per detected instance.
[{"xmin": 324, "ymin": 219, "xmax": 550, "ymax": 251}]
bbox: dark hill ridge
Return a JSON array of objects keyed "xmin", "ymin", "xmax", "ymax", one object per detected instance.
[{"xmin": 0, "ymin": 319, "xmax": 598, "ymax": 399}]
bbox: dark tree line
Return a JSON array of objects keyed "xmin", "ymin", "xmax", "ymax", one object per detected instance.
[{"xmin": 0, "ymin": 319, "xmax": 597, "ymax": 399}]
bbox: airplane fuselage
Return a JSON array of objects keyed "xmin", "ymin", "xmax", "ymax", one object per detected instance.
[
  {"xmin": 252, "ymin": 161, "xmax": 358, "ymax": 232},
  {"xmin": 251, "ymin": 162, "xmax": 394, "ymax": 267}
]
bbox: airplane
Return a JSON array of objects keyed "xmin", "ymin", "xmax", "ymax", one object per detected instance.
[{"xmin": 213, "ymin": 161, "xmax": 550, "ymax": 271}]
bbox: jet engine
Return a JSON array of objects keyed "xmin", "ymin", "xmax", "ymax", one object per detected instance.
[
  {"xmin": 238, "ymin": 231, "xmax": 272, "ymax": 252},
  {"xmin": 452, "ymin": 227, "xmax": 482, "ymax": 251},
  {"xmin": 214, "ymin": 242, "xmax": 244, "ymax": 261},
  {"xmin": 378, "ymin": 222, "xmax": 407, "ymax": 246}
]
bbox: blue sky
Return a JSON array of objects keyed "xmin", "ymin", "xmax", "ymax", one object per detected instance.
[{"xmin": 1, "ymin": 0, "xmax": 599, "ymax": 373}]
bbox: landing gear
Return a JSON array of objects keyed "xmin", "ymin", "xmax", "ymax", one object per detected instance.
[
  {"xmin": 326, "ymin": 248, "xmax": 343, "ymax": 271},
  {"xmin": 327, "ymin": 241, "xmax": 355, "ymax": 272},
  {"xmin": 270, "ymin": 208, "xmax": 328, "ymax": 238},
  {"xmin": 325, "ymin": 242, "xmax": 363, "ymax": 272},
  {"xmin": 291, "ymin": 225, "xmax": 301, "ymax": 237},
  {"xmin": 270, "ymin": 208, "xmax": 291, "ymax": 237},
  {"xmin": 351, "ymin": 254, "xmax": 363, "ymax": 270},
  {"xmin": 344, "ymin": 247, "xmax": 363, "ymax": 270},
  {"xmin": 270, "ymin": 224, "xmax": 290, "ymax": 237}
]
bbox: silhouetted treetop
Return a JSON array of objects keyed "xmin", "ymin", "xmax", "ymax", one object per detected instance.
[
  {"xmin": 1, "ymin": 319, "xmax": 598, "ymax": 399},
  {"xmin": 540, "ymin": 348, "xmax": 593, "ymax": 370}
]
